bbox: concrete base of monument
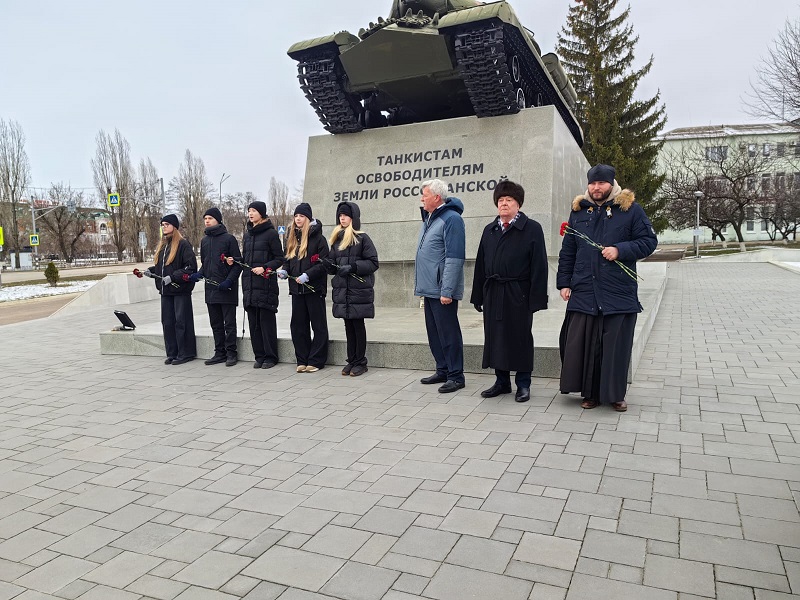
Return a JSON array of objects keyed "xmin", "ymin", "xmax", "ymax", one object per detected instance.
[{"xmin": 99, "ymin": 263, "xmax": 666, "ymax": 381}]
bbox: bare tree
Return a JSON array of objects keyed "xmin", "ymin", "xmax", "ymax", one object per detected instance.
[
  {"xmin": 0, "ymin": 119, "xmax": 32, "ymax": 267},
  {"xmin": 37, "ymin": 183, "xmax": 88, "ymax": 263},
  {"xmin": 268, "ymin": 177, "xmax": 293, "ymax": 230},
  {"xmin": 220, "ymin": 191, "xmax": 257, "ymax": 241},
  {"xmin": 168, "ymin": 149, "xmax": 213, "ymax": 250},
  {"xmin": 91, "ymin": 129, "xmax": 135, "ymax": 261},
  {"xmin": 746, "ymin": 16, "xmax": 800, "ymax": 122},
  {"xmin": 659, "ymin": 140, "xmax": 775, "ymax": 250},
  {"xmin": 134, "ymin": 157, "xmax": 162, "ymax": 259},
  {"xmin": 758, "ymin": 175, "xmax": 800, "ymax": 242}
]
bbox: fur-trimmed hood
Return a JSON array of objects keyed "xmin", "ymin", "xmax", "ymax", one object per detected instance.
[{"xmin": 572, "ymin": 182, "xmax": 635, "ymax": 212}]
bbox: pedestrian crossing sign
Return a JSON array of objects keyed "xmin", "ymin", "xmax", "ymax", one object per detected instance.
[
  {"xmin": 278, "ymin": 226, "xmax": 286, "ymax": 235},
  {"xmin": 30, "ymin": 234, "xmax": 40, "ymax": 246},
  {"xmin": 107, "ymin": 193, "xmax": 120, "ymax": 208}
]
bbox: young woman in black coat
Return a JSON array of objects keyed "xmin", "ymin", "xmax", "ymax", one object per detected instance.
[
  {"xmin": 144, "ymin": 214, "xmax": 198, "ymax": 365},
  {"xmin": 325, "ymin": 202, "xmax": 379, "ymax": 376},
  {"xmin": 235, "ymin": 201, "xmax": 285, "ymax": 369},
  {"xmin": 277, "ymin": 203, "xmax": 329, "ymax": 373}
]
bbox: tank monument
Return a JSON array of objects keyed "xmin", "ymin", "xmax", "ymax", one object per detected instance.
[
  {"xmin": 100, "ymin": 0, "xmax": 665, "ymax": 378},
  {"xmin": 288, "ymin": 0, "xmax": 590, "ymax": 307}
]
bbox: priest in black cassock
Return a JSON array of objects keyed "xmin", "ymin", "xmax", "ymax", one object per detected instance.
[
  {"xmin": 556, "ymin": 164, "xmax": 658, "ymax": 412},
  {"xmin": 470, "ymin": 180, "xmax": 549, "ymax": 403}
]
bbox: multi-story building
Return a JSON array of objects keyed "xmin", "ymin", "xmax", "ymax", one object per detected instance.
[{"xmin": 656, "ymin": 122, "xmax": 800, "ymax": 244}]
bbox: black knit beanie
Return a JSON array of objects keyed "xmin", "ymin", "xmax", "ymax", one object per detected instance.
[
  {"xmin": 336, "ymin": 202, "xmax": 353, "ymax": 220},
  {"xmin": 161, "ymin": 214, "xmax": 180, "ymax": 228},
  {"xmin": 587, "ymin": 164, "xmax": 616, "ymax": 185},
  {"xmin": 248, "ymin": 201, "xmax": 267, "ymax": 219},
  {"xmin": 294, "ymin": 202, "xmax": 313, "ymax": 220},
  {"xmin": 203, "ymin": 207, "xmax": 223, "ymax": 224}
]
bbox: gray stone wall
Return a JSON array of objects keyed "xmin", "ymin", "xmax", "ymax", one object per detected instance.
[{"xmin": 303, "ymin": 107, "xmax": 589, "ymax": 307}]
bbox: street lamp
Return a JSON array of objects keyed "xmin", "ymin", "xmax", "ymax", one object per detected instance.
[
  {"xmin": 693, "ymin": 190, "xmax": 704, "ymax": 259},
  {"xmin": 219, "ymin": 173, "xmax": 230, "ymax": 203}
]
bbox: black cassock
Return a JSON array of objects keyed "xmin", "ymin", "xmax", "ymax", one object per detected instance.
[{"xmin": 470, "ymin": 212, "xmax": 548, "ymax": 372}]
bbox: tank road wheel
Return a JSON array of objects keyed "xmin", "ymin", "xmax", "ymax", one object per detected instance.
[
  {"xmin": 515, "ymin": 87, "xmax": 526, "ymax": 110},
  {"xmin": 510, "ymin": 54, "xmax": 521, "ymax": 83}
]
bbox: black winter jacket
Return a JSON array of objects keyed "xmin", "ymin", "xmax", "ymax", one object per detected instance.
[
  {"xmin": 148, "ymin": 237, "xmax": 197, "ymax": 296},
  {"xmin": 199, "ymin": 224, "xmax": 242, "ymax": 305},
  {"xmin": 327, "ymin": 226, "xmax": 379, "ymax": 320},
  {"xmin": 242, "ymin": 219, "xmax": 284, "ymax": 312},
  {"xmin": 556, "ymin": 187, "xmax": 658, "ymax": 315},
  {"xmin": 283, "ymin": 219, "xmax": 329, "ymax": 297}
]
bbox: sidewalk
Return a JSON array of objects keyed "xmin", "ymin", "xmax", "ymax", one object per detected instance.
[{"xmin": 0, "ymin": 262, "xmax": 797, "ymax": 599}]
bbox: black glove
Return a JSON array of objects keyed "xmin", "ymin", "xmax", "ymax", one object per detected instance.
[
  {"xmin": 338, "ymin": 264, "xmax": 353, "ymax": 277},
  {"xmin": 473, "ymin": 304, "xmax": 482, "ymax": 313},
  {"xmin": 218, "ymin": 279, "xmax": 232, "ymax": 291}
]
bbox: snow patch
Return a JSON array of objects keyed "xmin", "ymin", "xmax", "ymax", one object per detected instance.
[{"xmin": 0, "ymin": 281, "xmax": 98, "ymax": 303}]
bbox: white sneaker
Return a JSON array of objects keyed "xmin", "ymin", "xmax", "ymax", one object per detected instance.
[
  {"xmin": 304, "ymin": 366, "xmax": 319, "ymax": 373},
  {"xmin": 296, "ymin": 365, "xmax": 306, "ymax": 373}
]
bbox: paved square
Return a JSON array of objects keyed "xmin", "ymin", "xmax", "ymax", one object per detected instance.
[{"xmin": 1, "ymin": 262, "xmax": 799, "ymax": 599}]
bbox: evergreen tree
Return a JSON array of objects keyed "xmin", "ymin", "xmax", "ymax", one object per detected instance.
[{"xmin": 557, "ymin": 0, "xmax": 668, "ymax": 229}]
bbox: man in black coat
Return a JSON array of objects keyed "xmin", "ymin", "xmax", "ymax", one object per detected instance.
[
  {"xmin": 556, "ymin": 164, "xmax": 658, "ymax": 412},
  {"xmin": 471, "ymin": 180, "xmax": 548, "ymax": 403},
  {"xmin": 189, "ymin": 207, "xmax": 243, "ymax": 366}
]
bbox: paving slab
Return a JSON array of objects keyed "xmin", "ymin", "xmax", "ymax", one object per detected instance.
[{"xmin": 1, "ymin": 262, "xmax": 799, "ymax": 599}]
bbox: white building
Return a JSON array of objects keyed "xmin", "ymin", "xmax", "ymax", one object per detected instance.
[{"xmin": 657, "ymin": 122, "xmax": 800, "ymax": 244}]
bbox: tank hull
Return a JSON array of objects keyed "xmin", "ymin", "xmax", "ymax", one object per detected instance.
[{"xmin": 287, "ymin": 1, "xmax": 583, "ymax": 146}]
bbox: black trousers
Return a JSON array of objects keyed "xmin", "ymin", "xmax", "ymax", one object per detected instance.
[
  {"xmin": 559, "ymin": 311, "xmax": 637, "ymax": 405},
  {"xmin": 208, "ymin": 303, "xmax": 237, "ymax": 357},
  {"xmin": 423, "ymin": 297, "xmax": 464, "ymax": 383},
  {"xmin": 161, "ymin": 294, "xmax": 196, "ymax": 360},
  {"xmin": 290, "ymin": 294, "xmax": 329, "ymax": 368},
  {"xmin": 344, "ymin": 318, "xmax": 367, "ymax": 366},
  {"xmin": 495, "ymin": 369, "xmax": 531, "ymax": 390},
  {"xmin": 246, "ymin": 306, "xmax": 278, "ymax": 364}
]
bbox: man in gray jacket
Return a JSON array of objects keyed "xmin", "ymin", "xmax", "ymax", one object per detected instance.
[{"xmin": 414, "ymin": 179, "xmax": 466, "ymax": 393}]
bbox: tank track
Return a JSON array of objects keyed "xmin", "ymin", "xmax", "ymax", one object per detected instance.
[
  {"xmin": 453, "ymin": 22, "xmax": 583, "ymax": 146},
  {"xmin": 503, "ymin": 25, "xmax": 583, "ymax": 146},
  {"xmin": 295, "ymin": 47, "xmax": 363, "ymax": 134},
  {"xmin": 453, "ymin": 25, "xmax": 518, "ymax": 117}
]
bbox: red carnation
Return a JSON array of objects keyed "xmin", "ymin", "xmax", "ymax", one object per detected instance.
[
  {"xmin": 133, "ymin": 268, "xmax": 143, "ymax": 278},
  {"xmin": 560, "ymin": 222, "xmax": 568, "ymax": 236},
  {"xmin": 182, "ymin": 273, "xmax": 190, "ymax": 282},
  {"xmin": 220, "ymin": 253, "xmax": 227, "ymax": 262},
  {"xmin": 311, "ymin": 254, "xmax": 320, "ymax": 263}
]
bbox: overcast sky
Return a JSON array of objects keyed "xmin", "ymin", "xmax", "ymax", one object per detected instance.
[{"xmin": 0, "ymin": 1, "xmax": 795, "ymax": 202}]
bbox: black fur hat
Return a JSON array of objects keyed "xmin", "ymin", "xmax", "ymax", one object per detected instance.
[{"xmin": 493, "ymin": 180, "xmax": 525, "ymax": 207}]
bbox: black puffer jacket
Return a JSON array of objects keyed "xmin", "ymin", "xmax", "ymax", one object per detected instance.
[
  {"xmin": 326, "ymin": 203, "xmax": 379, "ymax": 319},
  {"xmin": 199, "ymin": 224, "xmax": 242, "ymax": 305},
  {"xmin": 283, "ymin": 220, "xmax": 329, "ymax": 297},
  {"xmin": 148, "ymin": 237, "xmax": 197, "ymax": 296},
  {"xmin": 242, "ymin": 219, "xmax": 284, "ymax": 311}
]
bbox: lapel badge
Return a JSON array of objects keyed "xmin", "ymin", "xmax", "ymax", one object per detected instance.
[
  {"xmin": 587, "ymin": 206, "xmax": 594, "ymax": 214},
  {"xmin": 606, "ymin": 206, "xmax": 612, "ymax": 218}
]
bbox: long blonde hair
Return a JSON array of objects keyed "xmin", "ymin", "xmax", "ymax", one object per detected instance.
[
  {"xmin": 285, "ymin": 218, "xmax": 311, "ymax": 260},
  {"xmin": 328, "ymin": 224, "xmax": 362, "ymax": 250},
  {"xmin": 154, "ymin": 229, "xmax": 184, "ymax": 265}
]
